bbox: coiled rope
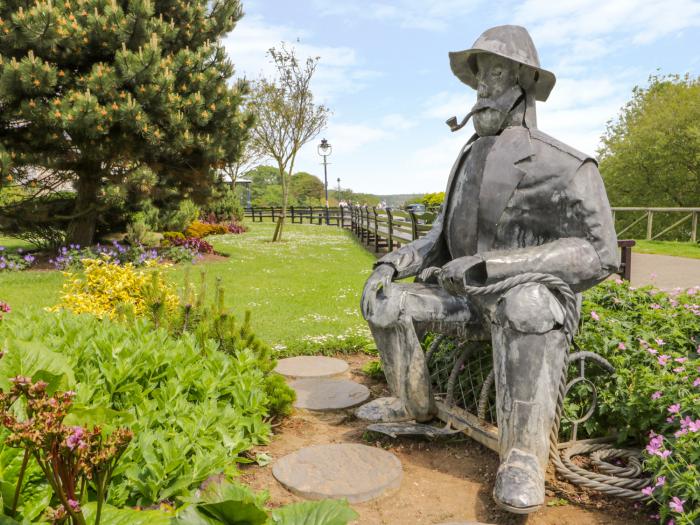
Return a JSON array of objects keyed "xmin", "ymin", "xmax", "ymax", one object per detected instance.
[{"xmin": 456, "ymin": 272, "xmax": 651, "ymax": 500}]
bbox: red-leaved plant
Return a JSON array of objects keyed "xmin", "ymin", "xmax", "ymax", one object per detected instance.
[{"xmin": 0, "ymin": 371, "xmax": 132, "ymax": 525}]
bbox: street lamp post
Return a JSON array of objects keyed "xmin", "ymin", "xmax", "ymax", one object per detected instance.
[{"xmin": 317, "ymin": 138, "xmax": 332, "ymax": 207}]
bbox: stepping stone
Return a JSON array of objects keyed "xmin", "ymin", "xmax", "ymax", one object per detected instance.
[
  {"xmin": 272, "ymin": 443, "xmax": 402, "ymax": 503},
  {"xmin": 436, "ymin": 522, "xmax": 494, "ymax": 525},
  {"xmin": 291, "ymin": 378, "xmax": 370, "ymax": 411},
  {"xmin": 275, "ymin": 356, "xmax": 349, "ymax": 379}
]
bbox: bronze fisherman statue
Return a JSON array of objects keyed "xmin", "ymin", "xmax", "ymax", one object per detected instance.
[{"xmin": 359, "ymin": 25, "xmax": 618, "ymax": 514}]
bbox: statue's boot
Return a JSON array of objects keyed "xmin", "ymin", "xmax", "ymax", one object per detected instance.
[
  {"xmin": 490, "ymin": 283, "xmax": 571, "ymax": 514},
  {"xmin": 361, "ymin": 317, "xmax": 436, "ymax": 422}
]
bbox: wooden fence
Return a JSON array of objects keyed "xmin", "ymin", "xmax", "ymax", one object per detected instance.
[{"xmin": 245, "ymin": 206, "xmax": 700, "ymax": 242}]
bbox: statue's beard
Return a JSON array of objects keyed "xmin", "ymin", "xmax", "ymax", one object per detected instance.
[
  {"xmin": 473, "ymin": 108, "xmax": 507, "ymax": 136},
  {"xmin": 471, "ymin": 85, "xmax": 524, "ymax": 137}
]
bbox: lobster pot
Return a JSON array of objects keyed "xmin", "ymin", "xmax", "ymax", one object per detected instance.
[{"xmin": 426, "ymin": 336, "xmax": 497, "ymax": 425}]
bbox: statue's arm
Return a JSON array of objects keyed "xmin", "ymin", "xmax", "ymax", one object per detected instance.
[
  {"xmin": 373, "ymin": 212, "xmax": 446, "ymax": 279},
  {"xmin": 480, "ymin": 161, "xmax": 619, "ymax": 293}
]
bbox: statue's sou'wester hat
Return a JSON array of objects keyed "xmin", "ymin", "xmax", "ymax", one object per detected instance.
[{"xmin": 449, "ymin": 25, "xmax": 556, "ymax": 102}]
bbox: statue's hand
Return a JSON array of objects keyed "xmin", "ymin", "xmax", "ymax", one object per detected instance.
[
  {"xmin": 438, "ymin": 256, "xmax": 487, "ymax": 295},
  {"xmin": 361, "ymin": 264, "xmax": 396, "ymax": 320},
  {"xmin": 419, "ymin": 266, "xmax": 442, "ymax": 283}
]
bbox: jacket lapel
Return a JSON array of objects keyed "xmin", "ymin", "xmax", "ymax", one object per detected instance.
[{"xmin": 477, "ymin": 127, "xmax": 534, "ymax": 252}]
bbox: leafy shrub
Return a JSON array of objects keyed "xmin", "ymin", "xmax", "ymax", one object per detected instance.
[
  {"xmin": 168, "ymin": 236, "xmax": 214, "ymax": 254},
  {"xmin": 160, "ymin": 245, "xmax": 199, "ymax": 264},
  {"xmin": 52, "ymin": 258, "xmax": 179, "ymax": 319},
  {"xmin": 0, "ymin": 248, "xmax": 34, "ymax": 271},
  {"xmin": 185, "ymin": 220, "xmax": 228, "ymax": 238},
  {"xmin": 159, "ymin": 199, "xmax": 200, "ymax": 232},
  {"xmin": 50, "ymin": 242, "xmax": 162, "ymax": 270},
  {"xmin": 0, "ymin": 310, "xmax": 274, "ymax": 506},
  {"xmin": 162, "ymin": 231, "xmax": 186, "ymax": 242},
  {"xmin": 574, "ymin": 280, "xmax": 699, "ymax": 522},
  {"xmin": 201, "ymin": 185, "xmax": 244, "ymax": 222},
  {"xmin": 224, "ymin": 220, "xmax": 247, "ymax": 234}
]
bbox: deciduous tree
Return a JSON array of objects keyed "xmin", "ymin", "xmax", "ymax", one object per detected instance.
[{"xmin": 250, "ymin": 44, "xmax": 329, "ymax": 241}]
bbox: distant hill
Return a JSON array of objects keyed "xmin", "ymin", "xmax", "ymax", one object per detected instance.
[{"xmin": 375, "ymin": 194, "xmax": 424, "ymax": 207}]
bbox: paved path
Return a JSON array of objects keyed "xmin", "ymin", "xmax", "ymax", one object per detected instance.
[{"xmin": 629, "ymin": 253, "xmax": 700, "ymax": 289}]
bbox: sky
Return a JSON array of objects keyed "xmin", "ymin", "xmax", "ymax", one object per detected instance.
[{"xmin": 223, "ymin": 0, "xmax": 700, "ymax": 195}]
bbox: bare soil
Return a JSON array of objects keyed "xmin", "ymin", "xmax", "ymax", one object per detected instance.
[{"xmin": 241, "ymin": 354, "xmax": 650, "ymax": 525}]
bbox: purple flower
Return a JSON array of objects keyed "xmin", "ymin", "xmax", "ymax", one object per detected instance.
[
  {"xmin": 651, "ymin": 391, "xmax": 663, "ymax": 400},
  {"xmin": 673, "ymin": 367, "xmax": 685, "ymax": 373},
  {"xmin": 650, "ymin": 303, "xmax": 661, "ymax": 310},
  {"xmin": 674, "ymin": 357, "xmax": 687, "ymax": 363},
  {"xmin": 590, "ymin": 311, "xmax": 600, "ymax": 321},
  {"xmin": 617, "ymin": 342, "xmax": 626, "ymax": 350},
  {"xmin": 641, "ymin": 486, "xmax": 653, "ymax": 497},
  {"xmin": 655, "ymin": 476, "xmax": 666, "ymax": 487},
  {"xmin": 659, "ymin": 450, "xmax": 672, "ymax": 459},
  {"xmin": 647, "ymin": 348, "xmax": 658, "ymax": 355},
  {"xmin": 669, "ymin": 497, "xmax": 685, "ymax": 513},
  {"xmin": 693, "ymin": 377, "xmax": 700, "ymax": 387},
  {"xmin": 655, "ymin": 338, "xmax": 665, "ymax": 345},
  {"xmin": 667, "ymin": 404, "xmax": 681, "ymax": 414},
  {"xmin": 68, "ymin": 499, "xmax": 81, "ymax": 512},
  {"xmin": 65, "ymin": 426, "xmax": 86, "ymax": 450},
  {"xmin": 657, "ymin": 354, "xmax": 670, "ymax": 365}
]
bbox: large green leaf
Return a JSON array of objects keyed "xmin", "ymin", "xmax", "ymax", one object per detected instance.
[
  {"xmin": 171, "ymin": 505, "xmax": 221, "ymax": 525},
  {"xmin": 0, "ymin": 340, "xmax": 75, "ymax": 393},
  {"xmin": 0, "ymin": 515, "xmax": 21, "ymax": 524},
  {"xmin": 271, "ymin": 500, "xmax": 358, "ymax": 525},
  {"xmin": 196, "ymin": 481, "xmax": 269, "ymax": 525},
  {"xmin": 63, "ymin": 405, "xmax": 135, "ymax": 433},
  {"xmin": 81, "ymin": 502, "xmax": 172, "ymax": 525}
]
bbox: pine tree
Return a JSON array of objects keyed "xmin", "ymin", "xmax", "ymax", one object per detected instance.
[{"xmin": 0, "ymin": 0, "xmax": 253, "ymax": 245}]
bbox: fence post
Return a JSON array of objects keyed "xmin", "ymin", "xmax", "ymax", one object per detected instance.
[
  {"xmin": 692, "ymin": 212, "xmax": 698, "ymax": 243},
  {"xmin": 339, "ymin": 206, "xmax": 345, "ymax": 228},
  {"xmin": 646, "ymin": 210, "xmax": 653, "ymax": 240},
  {"xmin": 325, "ymin": 205, "xmax": 330, "ymax": 226},
  {"xmin": 271, "ymin": 207, "xmax": 276, "ymax": 223},
  {"xmin": 409, "ymin": 211, "xmax": 419, "ymax": 240},
  {"xmin": 386, "ymin": 208, "xmax": 394, "ymax": 251},
  {"xmin": 290, "ymin": 206, "xmax": 295, "ymax": 224}
]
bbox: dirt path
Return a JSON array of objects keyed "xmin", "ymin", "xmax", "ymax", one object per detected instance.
[{"xmin": 241, "ymin": 355, "xmax": 650, "ymax": 525}]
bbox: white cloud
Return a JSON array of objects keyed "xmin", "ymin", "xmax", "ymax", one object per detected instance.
[
  {"xmin": 513, "ymin": 0, "xmax": 700, "ymax": 66},
  {"xmin": 313, "ymin": 0, "xmax": 483, "ymax": 31},
  {"xmin": 223, "ymin": 15, "xmax": 380, "ymax": 102}
]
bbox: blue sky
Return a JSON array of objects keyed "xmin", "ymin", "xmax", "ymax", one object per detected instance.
[{"xmin": 223, "ymin": 0, "xmax": 700, "ymax": 195}]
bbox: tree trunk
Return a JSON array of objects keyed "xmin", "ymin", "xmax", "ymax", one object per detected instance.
[
  {"xmin": 272, "ymin": 160, "xmax": 292, "ymax": 242},
  {"xmin": 66, "ymin": 166, "xmax": 101, "ymax": 247}
]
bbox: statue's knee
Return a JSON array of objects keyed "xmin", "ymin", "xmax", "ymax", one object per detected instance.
[{"xmin": 496, "ymin": 283, "xmax": 565, "ymax": 333}]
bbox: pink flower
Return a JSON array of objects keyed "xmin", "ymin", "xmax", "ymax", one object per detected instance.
[
  {"xmin": 614, "ymin": 278, "xmax": 623, "ymax": 284},
  {"xmin": 650, "ymin": 303, "xmax": 661, "ymax": 309},
  {"xmin": 666, "ymin": 416, "xmax": 676, "ymax": 423},
  {"xmin": 669, "ymin": 497, "xmax": 685, "ymax": 513},
  {"xmin": 693, "ymin": 377, "xmax": 700, "ymax": 387},
  {"xmin": 655, "ymin": 338, "xmax": 665, "ymax": 345},
  {"xmin": 657, "ymin": 354, "xmax": 670, "ymax": 365},
  {"xmin": 673, "ymin": 367, "xmax": 685, "ymax": 373},
  {"xmin": 641, "ymin": 486, "xmax": 654, "ymax": 497},
  {"xmin": 590, "ymin": 311, "xmax": 600, "ymax": 321},
  {"xmin": 68, "ymin": 499, "xmax": 81, "ymax": 512},
  {"xmin": 618, "ymin": 342, "xmax": 626, "ymax": 350},
  {"xmin": 648, "ymin": 348, "xmax": 659, "ymax": 355},
  {"xmin": 667, "ymin": 404, "xmax": 681, "ymax": 414},
  {"xmin": 674, "ymin": 357, "xmax": 687, "ymax": 363},
  {"xmin": 655, "ymin": 476, "xmax": 666, "ymax": 487},
  {"xmin": 660, "ymin": 450, "xmax": 672, "ymax": 459},
  {"xmin": 651, "ymin": 391, "xmax": 663, "ymax": 400}
]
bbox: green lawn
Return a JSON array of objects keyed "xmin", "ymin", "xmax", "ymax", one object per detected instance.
[
  {"xmin": 0, "ymin": 235, "xmax": 33, "ymax": 252},
  {"xmin": 0, "ymin": 222, "xmax": 376, "ymax": 347},
  {"xmin": 633, "ymin": 240, "xmax": 700, "ymax": 259}
]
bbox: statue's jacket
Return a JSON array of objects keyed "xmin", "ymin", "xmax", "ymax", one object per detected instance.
[{"xmin": 377, "ymin": 126, "xmax": 619, "ymax": 293}]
